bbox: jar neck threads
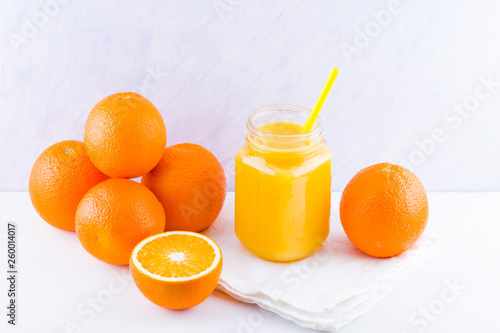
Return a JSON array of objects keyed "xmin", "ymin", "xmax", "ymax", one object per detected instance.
[{"xmin": 246, "ymin": 104, "xmax": 324, "ymax": 157}]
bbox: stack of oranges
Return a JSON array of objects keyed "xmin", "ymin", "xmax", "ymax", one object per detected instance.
[{"xmin": 29, "ymin": 92, "xmax": 226, "ymax": 309}]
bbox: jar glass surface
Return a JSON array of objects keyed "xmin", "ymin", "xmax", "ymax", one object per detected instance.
[{"xmin": 235, "ymin": 104, "xmax": 332, "ymax": 262}]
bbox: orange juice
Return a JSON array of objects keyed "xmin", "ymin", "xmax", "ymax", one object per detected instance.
[{"xmin": 235, "ymin": 105, "xmax": 331, "ymax": 262}]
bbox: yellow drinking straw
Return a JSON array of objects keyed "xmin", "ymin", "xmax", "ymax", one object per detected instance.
[{"xmin": 301, "ymin": 68, "xmax": 339, "ymax": 134}]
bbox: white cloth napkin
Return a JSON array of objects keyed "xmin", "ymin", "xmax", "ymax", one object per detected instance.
[{"xmin": 203, "ymin": 193, "xmax": 438, "ymax": 331}]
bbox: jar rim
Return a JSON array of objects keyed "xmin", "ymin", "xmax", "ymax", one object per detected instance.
[
  {"xmin": 245, "ymin": 104, "xmax": 324, "ymax": 155},
  {"xmin": 247, "ymin": 104, "xmax": 322, "ymax": 142}
]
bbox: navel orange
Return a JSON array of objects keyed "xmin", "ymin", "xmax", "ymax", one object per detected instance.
[
  {"xmin": 84, "ymin": 92, "xmax": 166, "ymax": 178},
  {"xmin": 75, "ymin": 178, "xmax": 165, "ymax": 265},
  {"xmin": 339, "ymin": 163, "xmax": 429, "ymax": 257},
  {"xmin": 29, "ymin": 140, "xmax": 108, "ymax": 231},
  {"xmin": 141, "ymin": 143, "xmax": 227, "ymax": 232}
]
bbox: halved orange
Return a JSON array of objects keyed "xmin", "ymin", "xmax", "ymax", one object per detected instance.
[{"xmin": 129, "ymin": 231, "xmax": 222, "ymax": 309}]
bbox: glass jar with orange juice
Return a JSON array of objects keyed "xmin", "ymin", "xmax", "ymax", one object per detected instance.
[{"xmin": 235, "ymin": 104, "xmax": 332, "ymax": 262}]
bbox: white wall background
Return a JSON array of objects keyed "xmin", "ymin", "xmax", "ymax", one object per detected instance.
[{"xmin": 1, "ymin": 0, "xmax": 500, "ymax": 192}]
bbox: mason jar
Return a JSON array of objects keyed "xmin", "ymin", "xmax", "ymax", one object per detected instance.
[{"xmin": 235, "ymin": 104, "xmax": 332, "ymax": 262}]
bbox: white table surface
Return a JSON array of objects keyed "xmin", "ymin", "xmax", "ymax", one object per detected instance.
[{"xmin": 1, "ymin": 192, "xmax": 499, "ymax": 333}]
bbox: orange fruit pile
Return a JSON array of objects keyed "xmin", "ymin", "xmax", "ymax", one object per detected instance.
[
  {"xmin": 29, "ymin": 92, "xmax": 226, "ymax": 309},
  {"xmin": 340, "ymin": 163, "xmax": 429, "ymax": 257}
]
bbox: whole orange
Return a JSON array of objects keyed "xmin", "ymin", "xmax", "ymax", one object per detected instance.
[
  {"xmin": 29, "ymin": 140, "xmax": 108, "ymax": 231},
  {"xmin": 75, "ymin": 178, "xmax": 166, "ymax": 265},
  {"xmin": 339, "ymin": 163, "xmax": 429, "ymax": 257},
  {"xmin": 84, "ymin": 92, "xmax": 167, "ymax": 178},
  {"xmin": 141, "ymin": 143, "xmax": 227, "ymax": 232}
]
